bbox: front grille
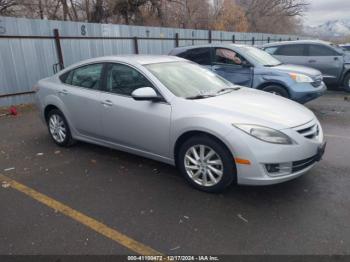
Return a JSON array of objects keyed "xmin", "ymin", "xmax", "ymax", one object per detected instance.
[
  {"xmin": 292, "ymin": 155, "xmax": 318, "ymax": 173},
  {"xmin": 293, "ymin": 120, "xmax": 319, "ymax": 140},
  {"xmin": 311, "ymin": 75, "xmax": 323, "ymax": 87}
]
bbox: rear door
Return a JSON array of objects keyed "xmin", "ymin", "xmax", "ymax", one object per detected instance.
[
  {"xmin": 59, "ymin": 63, "xmax": 104, "ymax": 138},
  {"xmin": 211, "ymin": 48, "xmax": 253, "ymax": 87},
  {"xmin": 272, "ymin": 44, "xmax": 309, "ymax": 66},
  {"xmin": 306, "ymin": 44, "xmax": 343, "ymax": 84}
]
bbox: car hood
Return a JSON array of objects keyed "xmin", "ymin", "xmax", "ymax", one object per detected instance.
[
  {"xmin": 193, "ymin": 88, "xmax": 315, "ymax": 130},
  {"xmin": 272, "ymin": 64, "xmax": 321, "ymax": 76}
]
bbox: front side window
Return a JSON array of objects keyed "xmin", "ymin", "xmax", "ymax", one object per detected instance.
[
  {"xmin": 178, "ymin": 48, "xmax": 211, "ymax": 65},
  {"xmin": 146, "ymin": 61, "xmax": 236, "ymax": 98},
  {"xmin": 105, "ymin": 63, "xmax": 153, "ymax": 96},
  {"xmin": 214, "ymin": 48, "xmax": 247, "ymax": 66},
  {"xmin": 275, "ymin": 44, "xmax": 306, "ymax": 56},
  {"xmin": 308, "ymin": 44, "xmax": 338, "ymax": 56},
  {"xmin": 61, "ymin": 63, "xmax": 103, "ymax": 90}
]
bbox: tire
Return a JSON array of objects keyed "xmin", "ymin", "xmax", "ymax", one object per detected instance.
[
  {"xmin": 343, "ymin": 73, "xmax": 350, "ymax": 92},
  {"xmin": 177, "ymin": 135, "xmax": 236, "ymax": 193},
  {"xmin": 262, "ymin": 85, "xmax": 289, "ymax": 98},
  {"xmin": 46, "ymin": 109, "xmax": 75, "ymax": 147}
]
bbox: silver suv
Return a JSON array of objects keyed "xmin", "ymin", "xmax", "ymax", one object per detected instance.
[{"xmin": 263, "ymin": 40, "xmax": 350, "ymax": 92}]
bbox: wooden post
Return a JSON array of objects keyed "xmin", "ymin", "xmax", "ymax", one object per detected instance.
[
  {"xmin": 53, "ymin": 29, "xmax": 64, "ymax": 69},
  {"xmin": 252, "ymin": 37, "xmax": 255, "ymax": 46},
  {"xmin": 267, "ymin": 36, "xmax": 270, "ymax": 43},
  {"xmin": 208, "ymin": 30, "xmax": 212, "ymax": 43},
  {"xmin": 232, "ymin": 34, "xmax": 235, "ymax": 43}
]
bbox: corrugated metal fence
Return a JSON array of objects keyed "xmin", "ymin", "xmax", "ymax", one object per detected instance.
[{"xmin": 0, "ymin": 16, "xmax": 310, "ymax": 106}]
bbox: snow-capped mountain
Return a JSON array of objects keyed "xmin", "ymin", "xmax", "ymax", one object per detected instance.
[{"xmin": 304, "ymin": 19, "xmax": 350, "ymax": 39}]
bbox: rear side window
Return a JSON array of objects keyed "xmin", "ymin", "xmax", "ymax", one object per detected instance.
[
  {"xmin": 60, "ymin": 63, "xmax": 103, "ymax": 90},
  {"xmin": 275, "ymin": 44, "xmax": 306, "ymax": 56},
  {"xmin": 178, "ymin": 48, "xmax": 211, "ymax": 65},
  {"xmin": 308, "ymin": 44, "xmax": 338, "ymax": 56}
]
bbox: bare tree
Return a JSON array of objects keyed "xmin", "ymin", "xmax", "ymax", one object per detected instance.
[
  {"xmin": 237, "ymin": 0, "xmax": 309, "ymax": 33},
  {"xmin": 0, "ymin": 0, "xmax": 18, "ymax": 15},
  {"xmin": 210, "ymin": 0, "xmax": 248, "ymax": 32}
]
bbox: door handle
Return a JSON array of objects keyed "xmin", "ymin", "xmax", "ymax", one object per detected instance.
[
  {"xmin": 58, "ymin": 89, "xmax": 69, "ymax": 95},
  {"xmin": 102, "ymin": 100, "xmax": 113, "ymax": 107},
  {"xmin": 308, "ymin": 59, "xmax": 317, "ymax": 63}
]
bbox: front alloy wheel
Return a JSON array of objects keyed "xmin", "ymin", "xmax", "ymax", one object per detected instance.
[
  {"xmin": 184, "ymin": 145, "xmax": 224, "ymax": 187},
  {"xmin": 178, "ymin": 135, "xmax": 236, "ymax": 193}
]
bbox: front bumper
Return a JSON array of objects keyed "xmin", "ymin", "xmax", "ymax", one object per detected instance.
[
  {"xmin": 224, "ymin": 119, "xmax": 325, "ymax": 186},
  {"xmin": 292, "ymin": 81, "xmax": 327, "ymax": 104}
]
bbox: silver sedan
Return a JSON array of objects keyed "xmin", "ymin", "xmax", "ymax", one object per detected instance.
[{"xmin": 35, "ymin": 55, "xmax": 326, "ymax": 192}]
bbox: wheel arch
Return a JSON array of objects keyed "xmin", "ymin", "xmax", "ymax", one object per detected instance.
[
  {"xmin": 256, "ymin": 81, "xmax": 291, "ymax": 97},
  {"xmin": 173, "ymin": 130, "xmax": 235, "ymax": 167},
  {"xmin": 44, "ymin": 104, "xmax": 60, "ymax": 121}
]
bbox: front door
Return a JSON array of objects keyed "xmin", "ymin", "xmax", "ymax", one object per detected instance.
[
  {"xmin": 211, "ymin": 48, "xmax": 253, "ymax": 87},
  {"xmin": 100, "ymin": 63, "xmax": 171, "ymax": 158}
]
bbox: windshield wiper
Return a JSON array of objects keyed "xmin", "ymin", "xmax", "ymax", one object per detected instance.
[
  {"xmin": 186, "ymin": 94, "xmax": 216, "ymax": 100},
  {"xmin": 216, "ymin": 87, "xmax": 240, "ymax": 94},
  {"xmin": 264, "ymin": 63, "xmax": 283, "ymax": 67}
]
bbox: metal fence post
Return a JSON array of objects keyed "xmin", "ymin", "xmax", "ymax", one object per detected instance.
[
  {"xmin": 53, "ymin": 29, "xmax": 64, "ymax": 69},
  {"xmin": 175, "ymin": 33, "xmax": 179, "ymax": 47},
  {"xmin": 208, "ymin": 30, "xmax": 212, "ymax": 43},
  {"xmin": 267, "ymin": 36, "xmax": 270, "ymax": 43},
  {"xmin": 252, "ymin": 37, "xmax": 255, "ymax": 46},
  {"xmin": 133, "ymin": 36, "xmax": 139, "ymax": 54},
  {"xmin": 232, "ymin": 34, "xmax": 235, "ymax": 43}
]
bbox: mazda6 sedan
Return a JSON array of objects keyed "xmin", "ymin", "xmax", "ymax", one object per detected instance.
[{"xmin": 34, "ymin": 55, "xmax": 326, "ymax": 192}]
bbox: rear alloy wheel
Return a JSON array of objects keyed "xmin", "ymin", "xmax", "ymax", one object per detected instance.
[
  {"xmin": 343, "ymin": 74, "xmax": 350, "ymax": 92},
  {"xmin": 178, "ymin": 136, "xmax": 236, "ymax": 193},
  {"xmin": 262, "ymin": 85, "xmax": 289, "ymax": 98},
  {"xmin": 47, "ymin": 109, "xmax": 75, "ymax": 147}
]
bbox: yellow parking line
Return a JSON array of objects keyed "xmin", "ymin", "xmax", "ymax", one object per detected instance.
[{"xmin": 0, "ymin": 174, "xmax": 163, "ymax": 256}]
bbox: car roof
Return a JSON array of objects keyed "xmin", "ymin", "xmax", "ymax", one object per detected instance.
[
  {"xmin": 65, "ymin": 55, "xmax": 185, "ymax": 69},
  {"xmin": 263, "ymin": 39, "xmax": 332, "ymax": 48},
  {"xmin": 170, "ymin": 43, "xmax": 251, "ymax": 54}
]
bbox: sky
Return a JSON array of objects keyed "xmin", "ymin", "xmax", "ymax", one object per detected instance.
[{"xmin": 304, "ymin": 0, "xmax": 350, "ymax": 26}]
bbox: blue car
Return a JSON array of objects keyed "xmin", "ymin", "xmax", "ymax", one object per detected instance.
[{"xmin": 169, "ymin": 44, "xmax": 327, "ymax": 103}]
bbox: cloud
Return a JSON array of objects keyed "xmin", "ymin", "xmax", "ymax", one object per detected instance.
[{"xmin": 304, "ymin": 0, "xmax": 350, "ymax": 26}]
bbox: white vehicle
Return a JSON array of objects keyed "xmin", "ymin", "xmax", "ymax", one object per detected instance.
[{"xmin": 35, "ymin": 55, "xmax": 326, "ymax": 192}]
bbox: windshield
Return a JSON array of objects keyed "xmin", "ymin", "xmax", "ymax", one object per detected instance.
[
  {"xmin": 241, "ymin": 46, "xmax": 281, "ymax": 66},
  {"xmin": 145, "ymin": 61, "xmax": 236, "ymax": 98}
]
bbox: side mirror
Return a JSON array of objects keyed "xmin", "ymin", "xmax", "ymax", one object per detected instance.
[
  {"xmin": 242, "ymin": 61, "xmax": 252, "ymax": 68},
  {"xmin": 131, "ymin": 87, "xmax": 162, "ymax": 102}
]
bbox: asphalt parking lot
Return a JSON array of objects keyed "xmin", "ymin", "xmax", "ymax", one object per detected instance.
[{"xmin": 0, "ymin": 91, "xmax": 350, "ymax": 256}]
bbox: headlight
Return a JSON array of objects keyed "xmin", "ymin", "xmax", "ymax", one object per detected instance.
[
  {"xmin": 233, "ymin": 124, "xmax": 295, "ymax": 145},
  {"xmin": 289, "ymin": 73, "xmax": 313, "ymax": 83}
]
